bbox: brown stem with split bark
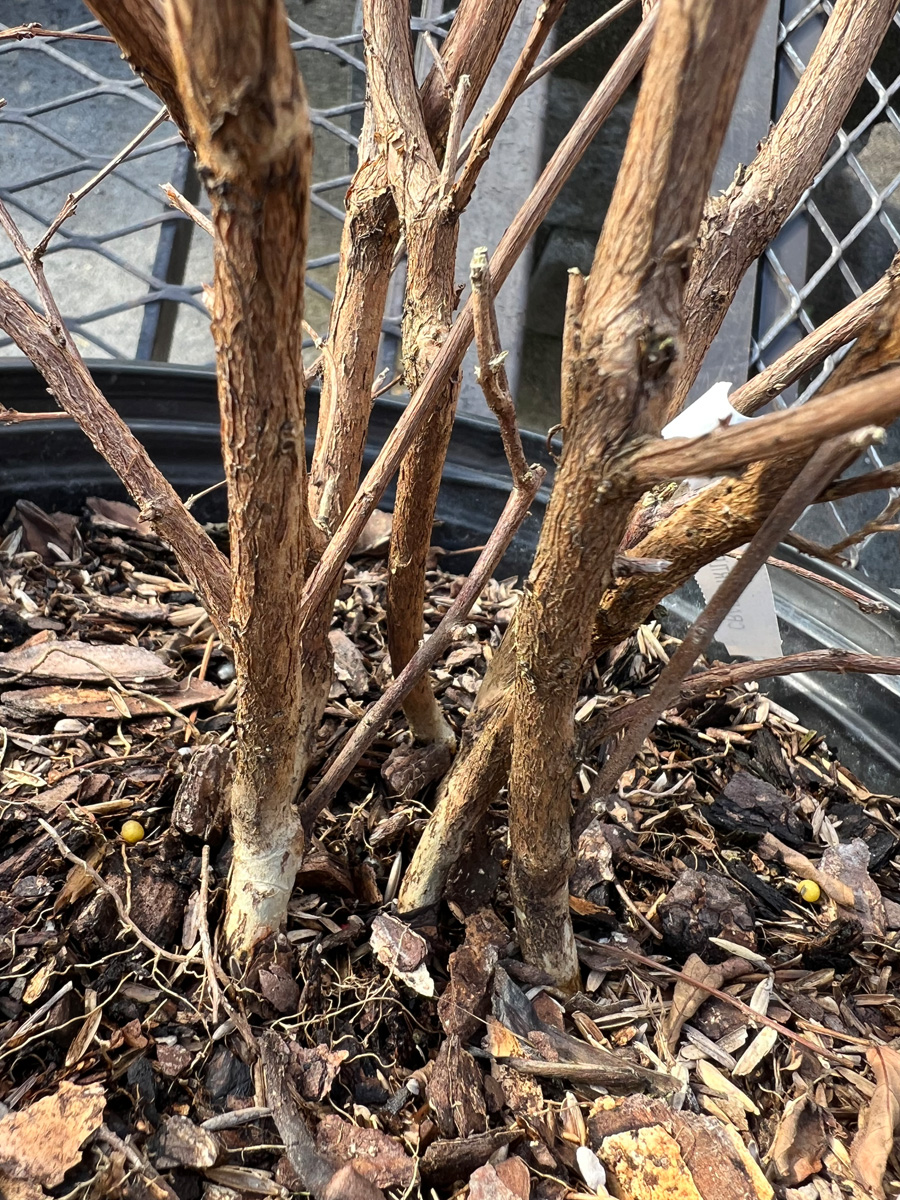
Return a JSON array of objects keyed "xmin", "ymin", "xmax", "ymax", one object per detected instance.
[
  {"xmin": 308, "ymin": 0, "xmax": 525, "ymax": 535},
  {"xmin": 300, "ymin": 9, "xmax": 655, "ymax": 632},
  {"xmin": 673, "ymin": 0, "xmax": 898, "ymax": 415},
  {"xmin": 397, "ymin": 16, "xmax": 657, "ymax": 915},
  {"xmin": 0, "ymin": 218, "xmax": 232, "ymax": 640},
  {"xmin": 507, "ymin": 0, "xmax": 767, "ymax": 991},
  {"xmin": 366, "ymin": 0, "xmax": 464, "ymax": 749},
  {"xmin": 591, "ymin": 435, "xmax": 876, "ymax": 799},
  {"xmin": 167, "ymin": 0, "xmax": 314, "ymax": 960}
]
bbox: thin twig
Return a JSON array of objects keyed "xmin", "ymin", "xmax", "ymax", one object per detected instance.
[
  {"xmin": 820, "ymin": 462, "xmax": 900, "ymax": 503},
  {"xmin": 198, "ymin": 845, "xmax": 222, "ymax": 1022},
  {"xmin": 524, "ymin": 0, "xmax": 640, "ymax": 88},
  {"xmin": 0, "ymin": 23, "xmax": 115, "ymax": 43},
  {"xmin": 730, "ymin": 254, "xmax": 900, "ymax": 416},
  {"xmin": 184, "ymin": 478, "xmax": 227, "ymax": 511},
  {"xmin": 591, "ymin": 437, "xmax": 863, "ymax": 796},
  {"xmin": 0, "ymin": 409, "xmax": 69, "ymax": 424},
  {"xmin": 729, "ymin": 549, "xmax": 888, "ymax": 614},
  {"xmin": 584, "ymin": 648, "xmax": 900, "ymax": 747},
  {"xmin": 34, "ymin": 108, "xmax": 169, "ymax": 258},
  {"xmin": 161, "ymin": 181, "xmax": 214, "ymax": 236},
  {"xmin": 439, "ymin": 75, "xmax": 471, "ymax": 198},
  {"xmin": 299, "ymin": 12, "xmax": 656, "ymax": 629},
  {"xmin": 825, "ymin": 492, "xmax": 900, "ymax": 557},
  {"xmin": 470, "ymin": 246, "xmax": 530, "ymax": 484},
  {"xmin": 301, "ymin": 467, "xmax": 545, "ymax": 827},
  {"xmin": 37, "ymin": 818, "xmax": 191, "ymax": 964},
  {"xmin": 451, "ymin": 0, "xmax": 571, "ymax": 213}
]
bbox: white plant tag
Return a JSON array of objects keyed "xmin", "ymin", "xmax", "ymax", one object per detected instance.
[
  {"xmin": 662, "ymin": 381, "xmax": 783, "ymax": 660},
  {"xmin": 695, "ymin": 552, "xmax": 784, "ymax": 660}
]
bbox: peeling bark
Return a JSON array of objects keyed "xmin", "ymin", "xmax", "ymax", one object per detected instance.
[
  {"xmin": 167, "ymin": 0, "xmax": 314, "ymax": 959},
  {"xmin": 508, "ymin": 0, "xmax": 768, "ymax": 991},
  {"xmin": 673, "ymin": 0, "xmax": 898, "ymax": 414}
]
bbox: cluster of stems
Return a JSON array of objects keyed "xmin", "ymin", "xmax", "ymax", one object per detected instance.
[{"xmin": 1, "ymin": 0, "xmax": 899, "ymax": 988}]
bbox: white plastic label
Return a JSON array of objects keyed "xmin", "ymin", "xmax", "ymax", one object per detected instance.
[
  {"xmin": 695, "ymin": 552, "xmax": 784, "ymax": 660},
  {"xmin": 662, "ymin": 382, "xmax": 782, "ymax": 661}
]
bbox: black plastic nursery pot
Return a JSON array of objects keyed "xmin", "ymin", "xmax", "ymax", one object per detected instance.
[{"xmin": 2, "ymin": 361, "xmax": 900, "ymax": 793}]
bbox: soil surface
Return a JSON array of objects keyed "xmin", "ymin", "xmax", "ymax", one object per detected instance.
[{"xmin": 0, "ymin": 497, "xmax": 898, "ymax": 1200}]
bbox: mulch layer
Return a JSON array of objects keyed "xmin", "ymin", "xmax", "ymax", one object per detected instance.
[{"xmin": 0, "ymin": 496, "xmax": 898, "ymax": 1200}]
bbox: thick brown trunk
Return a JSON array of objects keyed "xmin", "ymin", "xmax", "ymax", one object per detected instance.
[
  {"xmin": 508, "ymin": 0, "xmax": 768, "ymax": 991},
  {"xmin": 397, "ymin": 635, "xmax": 516, "ymax": 913},
  {"xmin": 673, "ymin": 0, "xmax": 897, "ymax": 414},
  {"xmin": 167, "ymin": 0, "xmax": 314, "ymax": 959}
]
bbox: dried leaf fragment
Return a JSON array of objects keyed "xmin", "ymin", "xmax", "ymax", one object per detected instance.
[
  {"xmin": 664, "ymin": 954, "xmax": 747, "ymax": 1051},
  {"xmin": 0, "ymin": 640, "xmax": 173, "ymax": 684},
  {"xmin": 0, "ymin": 1082, "xmax": 105, "ymax": 1187},
  {"xmin": 851, "ymin": 1045, "xmax": 900, "ymax": 1197},
  {"xmin": 765, "ymin": 1093, "xmax": 826, "ymax": 1185}
]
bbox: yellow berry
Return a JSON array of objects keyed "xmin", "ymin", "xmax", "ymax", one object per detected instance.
[
  {"xmin": 121, "ymin": 820, "xmax": 146, "ymax": 845},
  {"xmin": 797, "ymin": 879, "xmax": 820, "ymax": 903}
]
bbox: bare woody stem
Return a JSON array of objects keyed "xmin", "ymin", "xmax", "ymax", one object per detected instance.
[
  {"xmin": 167, "ymin": 0, "xmax": 314, "ymax": 959},
  {"xmin": 398, "ymin": 13, "xmax": 657, "ymax": 917},
  {"xmin": 301, "ymin": 466, "xmax": 545, "ymax": 827},
  {"xmin": 35, "ymin": 108, "xmax": 170, "ymax": 259},
  {"xmin": 508, "ymin": 0, "xmax": 768, "ymax": 993},
  {"xmin": 309, "ymin": 0, "xmax": 525, "ymax": 535},
  {"xmin": 590, "ymin": 435, "xmax": 874, "ymax": 799},
  {"xmin": 449, "ymin": 0, "xmax": 568, "ymax": 215},
  {"xmin": 586, "ymin": 648, "xmax": 900, "ymax": 749},
  {"xmin": 0, "ymin": 208, "xmax": 232, "ymax": 640},
  {"xmin": 673, "ymin": 0, "xmax": 898, "ymax": 414},
  {"xmin": 366, "ymin": 0, "xmax": 465, "ymax": 749},
  {"xmin": 300, "ymin": 11, "xmax": 656, "ymax": 631},
  {"xmin": 621, "ymin": 367, "xmax": 900, "ymax": 490},
  {"xmin": 730, "ymin": 253, "xmax": 900, "ymax": 416},
  {"xmin": 523, "ymin": 0, "xmax": 639, "ymax": 89},
  {"xmin": 470, "ymin": 246, "xmax": 531, "ymax": 485},
  {"xmin": 162, "ymin": 182, "xmax": 214, "ymax": 236},
  {"xmin": 822, "ymin": 464, "xmax": 900, "ymax": 504}
]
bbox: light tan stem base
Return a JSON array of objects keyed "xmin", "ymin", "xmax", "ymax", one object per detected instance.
[{"xmin": 223, "ymin": 827, "xmax": 303, "ymax": 961}]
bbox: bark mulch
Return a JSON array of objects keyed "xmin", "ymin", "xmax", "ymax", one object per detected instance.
[{"xmin": 0, "ymin": 497, "xmax": 898, "ymax": 1200}]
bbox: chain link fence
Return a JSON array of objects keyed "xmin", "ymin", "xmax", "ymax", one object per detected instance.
[
  {"xmin": 2, "ymin": 1, "xmax": 900, "ymax": 578},
  {"xmin": 0, "ymin": 1, "xmax": 456, "ymax": 365},
  {"xmin": 752, "ymin": 1, "xmax": 900, "ymax": 581}
]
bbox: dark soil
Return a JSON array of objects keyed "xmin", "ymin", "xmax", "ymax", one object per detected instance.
[{"xmin": 0, "ymin": 497, "xmax": 898, "ymax": 1199}]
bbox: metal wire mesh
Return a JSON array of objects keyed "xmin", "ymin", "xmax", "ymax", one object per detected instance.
[
  {"xmin": 0, "ymin": 1, "xmax": 453, "ymax": 364},
  {"xmin": 752, "ymin": 0, "xmax": 900, "ymax": 581}
]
